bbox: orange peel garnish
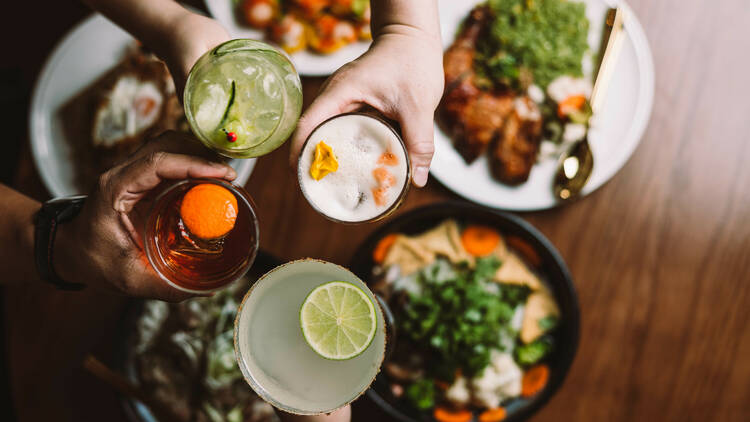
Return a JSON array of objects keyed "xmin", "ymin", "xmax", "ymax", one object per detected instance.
[{"xmin": 179, "ymin": 184, "xmax": 238, "ymax": 239}]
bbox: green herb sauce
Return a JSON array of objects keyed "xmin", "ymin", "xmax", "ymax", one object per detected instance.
[{"xmin": 477, "ymin": 0, "xmax": 589, "ymax": 88}]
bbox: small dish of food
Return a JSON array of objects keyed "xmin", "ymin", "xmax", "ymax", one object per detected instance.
[
  {"xmin": 349, "ymin": 202, "xmax": 580, "ymax": 422},
  {"xmin": 119, "ymin": 251, "xmax": 282, "ymax": 422},
  {"xmin": 204, "ymin": 0, "xmax": 372, "ymax": 76},
  {"xmin": 431, "ymin": 0, "xmax": 654, "ymax": 210},
  {"xmin": 30, "ymin": 12, "xmax": 255, "ymax": 197}
]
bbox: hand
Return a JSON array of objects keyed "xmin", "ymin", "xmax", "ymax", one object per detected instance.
[
  {"xmin": 54, "ymin": 131, "xmax": 237, "ymax": 302},
  {"xmin": 289, "ymin": 30, "xmax": 444, "ymax": 187},
  {"xmin": 159, "ymin": 10, "xmax": 231, "ymax": 99}
]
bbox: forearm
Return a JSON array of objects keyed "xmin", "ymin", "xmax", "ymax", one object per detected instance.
[
  {"xmin": 81, "ymin": 0, "xmax": 188, "ymax": 60},
  {"xmin": 0, "ymin": 185, "xmax": 41, "ymax": 285},
  {"xmin": 371, "ymin": 0, "xmax": 441, "ymax": 41}
]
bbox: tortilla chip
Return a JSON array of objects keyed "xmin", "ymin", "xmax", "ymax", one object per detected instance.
[
  {"xmin": 383, "ymin": 235, "xmax": 435, "ymax": 275},
  {"xmin": 491, "ymin": 233, "xmax": 509, "ymax": 261},
  {"xmin": 412, "ymin": 220, "xmax": 474, "ymax": 264},
  {"xmin": 520, "ymin": 289, "xmax": 560, "ymax": 344},
  {"xmin": 493, "ymin": 252, "xmax": 542, "ymax": 290}
]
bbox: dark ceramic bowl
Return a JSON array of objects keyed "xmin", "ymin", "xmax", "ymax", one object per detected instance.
[
  {"xmin": 117, "ymin": 250, "xmax": 282, "ymax": 422},
  {"xmin": 348, "ymin": 202, "xmax": 580, "ymax": 422}
]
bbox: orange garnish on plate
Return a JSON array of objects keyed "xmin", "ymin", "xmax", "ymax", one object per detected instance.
[
  {"xmin": 180, "ymin": 184, "xmax": 238, "ymax": 239},
  {"xmin": 373, "ymin": 233, "xmax": 398, "ymax": 263},
  {"xmin": 461, "ymin": 225, "xmax": 501, "ymax": 256},
  {"xmin": 433, "ymin": 407, "xmax": 472, "ymax": 422},
  {"xmin": 557, "ymin": 94, "xmax": 586, "ymax": 118},
  {"xmin": 521, "ymin": 364, "xmax": 550, "ymax": 397},
  {"xmin": 479, "ymin": 407, "xmax": 507, "ymax": 422}
]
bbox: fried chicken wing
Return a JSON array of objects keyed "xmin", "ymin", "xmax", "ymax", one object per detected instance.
[
  {"xmin": 489, "ymin": 97, "xmax": 543, "ymax": 184},
  {"xmin": 438, "ymin": 6, "xmax": 543, "ymax": 184}
]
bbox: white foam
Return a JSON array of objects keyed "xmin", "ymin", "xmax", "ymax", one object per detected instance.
[{"xmin": 298, "ymin": 114, "xmax": 408, "ymax": 222}]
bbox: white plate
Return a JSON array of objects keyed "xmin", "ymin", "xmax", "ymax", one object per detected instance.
[
  {"xmin": 204, "ymin": 0, "xmax": 370, "ymax": 76},
  {"xmin": 432, "ymin": 0, "xmax": 654, "ymax": 211},
  {"xmin": 30, "ymin": 13, "xmax": 256, "ymax": 198}
]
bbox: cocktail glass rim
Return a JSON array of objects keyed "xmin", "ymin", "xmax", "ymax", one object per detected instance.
[
  {"xmin": 233, "ymin": 258, "xmax": 387, "ymax": 415},
  {"xmin": 143, "ymin": 178, "xmax": 260, "ymax": 294},
  {"xmin": 297, "ymin": 112, "xmax": 412, "ymax": 225},
  {"xmin": 183, "ymin": 38, "xmax": 301, "ymax": 159}
]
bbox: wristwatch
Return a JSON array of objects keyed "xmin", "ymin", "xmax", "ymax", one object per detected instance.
[{"xmin": 33, "ymin": 195, "xmax": 88, "ymax": 291}]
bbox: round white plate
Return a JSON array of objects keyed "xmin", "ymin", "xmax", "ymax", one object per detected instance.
[
  {"xmin": 204, "ymin": 0, "xmax": 371, "ymax": 76},
  {"xmin": 30, "ymin": 13, "xmax": 256, "ymax": 198},
  {"xmin": 432, "ymin": 0, "xmax": 654, "ymax": 211}
]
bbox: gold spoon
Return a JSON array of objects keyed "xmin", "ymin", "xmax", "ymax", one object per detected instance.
[{"xmin": 554, "ymin": 7, "xmax": 625, "ymax": 201}]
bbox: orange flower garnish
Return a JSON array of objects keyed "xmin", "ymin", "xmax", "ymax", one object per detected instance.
[
  {"xmin": 378, "ymin": 151, "xmax": 399, "ymax": 166},
  {"xmin": 373, "ymin": 167, "xmax": 396, "ymax": 188},
  {"xmin": 179, "ymin": 184, "xmax": 238, "ymax": 239}
]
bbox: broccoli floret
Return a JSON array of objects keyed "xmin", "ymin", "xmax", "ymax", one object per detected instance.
[
  {"xmin": 515, "ymin": 336, "xmax": 553, "ymax": 366},
  {"xmin": 404, "ymin": 379, "xmax": 436, "ymax": 410}
]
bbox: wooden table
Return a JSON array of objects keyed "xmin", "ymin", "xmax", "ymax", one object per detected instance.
[{"xmin": 3, "ymin": 0, "xmax": 749, "ymax": 420}]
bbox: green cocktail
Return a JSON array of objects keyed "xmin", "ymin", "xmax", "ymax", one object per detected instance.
[{"xmin": 184, "ymin": 39, "xmax": 302, "ymax": 158}]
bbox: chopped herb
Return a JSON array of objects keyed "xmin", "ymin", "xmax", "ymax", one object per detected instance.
[
  {"xmin": 538, "ymin": 315, "xmax": 559, "ymax": 331},
  {"xmin": 515, "ymin": 335, "xmax": 554, "ymax": 366},
  {"xmin": 477, "ymin": 0, "xmax": 589, "ymax": 88},
  {"xmin": 405, "ymin": 379, "xmax": 436, "ymax": 410},
  {"xmin": 399, "ymin": 258, "xmax": 516, "ymax": 379}
]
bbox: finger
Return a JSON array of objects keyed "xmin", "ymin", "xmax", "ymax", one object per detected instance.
[
  {"xmin": 110, "ymin": 152, "xmax": 235, "ymax": 214},
  {"xmin": 129, "ymin": 273, "xmax": 196, "ymax": 303},
  {"xmin": 288, "ymin": 85, "xmax": 361, "ymax": 168},
  {"xmin": 142, "ymin": 130, "xmax": 236, "ymax": 175},
  {"xmin": 396, "ymin": 110, "xmax": 436, "ymax": 187}
]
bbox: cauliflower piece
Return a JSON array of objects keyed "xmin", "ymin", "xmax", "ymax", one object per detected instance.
[
  {"xmin": 490, "ymin": 351, "xmax": 523, "ymax": 398},
  {"xmin": 445, "ymin": 376, "xmax": 471, "ymax": 406},
  {"xmin": 546, "ymin": 76, "xmax": 592, "ymax": 104},
  {"xmin": 471, "ymin": 351, "xmax": 523, "ymax": 408}
]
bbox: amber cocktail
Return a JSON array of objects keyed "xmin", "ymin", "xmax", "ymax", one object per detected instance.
[{"xmin": 144, "ymin": 179, "xmax": 259, "ymax": 293}]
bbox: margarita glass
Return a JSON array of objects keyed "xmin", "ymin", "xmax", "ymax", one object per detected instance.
[
  {"xmin": 234, "ymin": 259, "xmax": 388, "ymax": 415},
  {"xmin": 184, "ymin": 39, "xmax": 302, "ymax": 158}
]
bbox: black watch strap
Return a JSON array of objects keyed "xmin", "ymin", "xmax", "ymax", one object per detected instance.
[{"xmin": 34, "ymin": 195, "xmax": 88, "ymax": 291}]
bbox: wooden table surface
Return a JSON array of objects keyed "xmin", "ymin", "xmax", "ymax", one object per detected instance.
[{"xmin": 3, "ymin": 0, "xmax": 749, "ymax": 421}]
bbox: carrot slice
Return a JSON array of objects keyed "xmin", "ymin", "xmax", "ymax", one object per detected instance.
[
  {"xmin": 505, "ymin": 236, "xmax": 541, "ymax": 268},
  {"xmin": 557, "ymin": 95, "xmax": 586, "ymax": 118},
  {"xmin": 461, "ymin": 225, "xmax": 501, "ymax": 257},
  {"xmin": 521, "ymin": 364, "xmax": 550, "ymax": 397},
  {"xmin": 373, "ymin": 233, "xmax": 398, "ymax": 264},
  {"xmin": 479, "ymin": 407, "xmax": 507, "ymax": 422},
  {"xmin": 434, "ymin": 407, "xmax": 472, "ymax": 422}
]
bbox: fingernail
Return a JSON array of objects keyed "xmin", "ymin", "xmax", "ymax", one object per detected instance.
[
  {"xmin": 226, "ymin": 167, "xmax": 237, "ymax": 180},
  {"xmin": 413, "ymin": 166, "xmax": 429, "ymax": 187}
]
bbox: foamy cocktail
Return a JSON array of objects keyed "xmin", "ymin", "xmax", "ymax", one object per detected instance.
[
  {"xmin": 298, "ymin": 113, "xmax": 410, "ymax": 223},
  {"xmin": 184, "ymin": 39, "xmax": 302, "ymax": 158}
]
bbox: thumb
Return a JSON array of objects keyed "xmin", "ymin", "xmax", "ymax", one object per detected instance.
[
  {"xmin": 397, "ymin": 109, "xmax": 436, "ymax": 187},
  {"xmin": 107, "ymin": 151, "xmax": 234, "ymax": 214}
]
